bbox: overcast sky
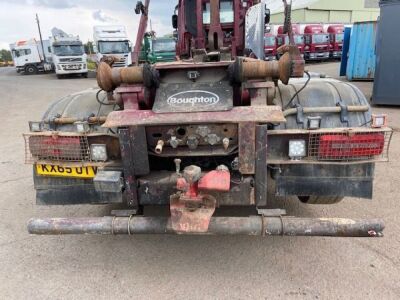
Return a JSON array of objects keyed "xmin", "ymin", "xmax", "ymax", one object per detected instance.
[{"xmin": 0, "ymin": 0, "xmax": 176, "ymax": 49}]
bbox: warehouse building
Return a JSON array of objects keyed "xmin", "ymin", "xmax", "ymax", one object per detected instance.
[{"xmin": 266, "ymin": 0, "xmax": 380, "ymax": 23}]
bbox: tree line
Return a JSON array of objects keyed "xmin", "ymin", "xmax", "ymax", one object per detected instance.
[{"xmin": 0, "ymin": 49, "xmax": 12, "ymax": 62}]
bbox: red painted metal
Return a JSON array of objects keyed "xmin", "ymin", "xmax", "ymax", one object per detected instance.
[
  {"xmin": 207, "ymin": 0, "xmax": 224, "ymax": 50},
  {"xmin": 115, "ymin": 85, "xmax": 148, "ymax": 110},
  {"xmin": 175, "ymin": 0, "xmax": 254, "ymax": 58},
  {"xmin": 176, "ymin": 177, "xmax": 201, "ymax": 200},
  {"xmin": 176, "ymin": 177, "xmax": 189, "ymax": 191},
  {"xmin": 198, "ymin": 169, "xmax": 230, "ymax": 192},
  {"xmin": 170, "ymin": 167, "xmax": 223, "ymax": 233}
]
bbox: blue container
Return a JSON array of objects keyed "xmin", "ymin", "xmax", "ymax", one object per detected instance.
[
  {"xmin": 346, "ymin": 21, "xmax": 377, "ymax": 81},
  {"xmin": 340, "ymin": 27, "xmax": 352, "ymax": 77}
]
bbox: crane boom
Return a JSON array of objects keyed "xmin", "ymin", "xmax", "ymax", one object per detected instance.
[{"xmin": 132, "ymin": 0, "xmax": 150, "ymax": 65}]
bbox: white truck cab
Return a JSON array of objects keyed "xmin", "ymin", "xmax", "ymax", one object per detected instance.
[
  {"xmin": 10, "ymin": 39, "xmax": 53, "ymax": 74},
  {"xmin": 93, "ymin": 25, "xmax": 132, "ymax": 67},
  {"xmin": 50, "ymin": 28, "xmax": 88, "ymax": 79}
]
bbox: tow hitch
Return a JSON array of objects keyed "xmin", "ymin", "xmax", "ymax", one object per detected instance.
[{"xmin": 170, "ymin": 165, "xmax": 230, "ymax": 233}]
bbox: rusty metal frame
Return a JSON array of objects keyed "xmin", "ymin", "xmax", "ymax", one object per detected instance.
[
  {"xmin": 118, "ymin": 128, "xmax": 139, "ymax": 208},
  {"xmin": 103, "ymin": 106, "xmax": 285, "ymax": 128},
  {"xmin": 238, "ymin": 122, "xmax": 256, "ymax": 174},
  {"xmin": 255, "ymin": 125, "xmax": 268, "ymax": 207},
  {"xmin": 154, "ymin": 61, "xmax": 231, "ymax": 69}
]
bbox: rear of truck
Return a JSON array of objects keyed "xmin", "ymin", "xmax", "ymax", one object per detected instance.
[{"xmin": 25, "ymin": 0, "xmax": 391, "ymax": 237}]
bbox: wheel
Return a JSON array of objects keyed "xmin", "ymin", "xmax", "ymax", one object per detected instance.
[
  {"xmin": 56, "ymin": 74, "xmax": 63, "ymax": 79},
  {"xmin": 25, "ymin": 65, "xmax": 38, "ymax": 75},
  {"xmin": 298, "ymin": 196, "xmax": 344, "ymax": 205},
  {"xmin": 81, "ymin": 72, "xmax": 88, "ymax": 78}
]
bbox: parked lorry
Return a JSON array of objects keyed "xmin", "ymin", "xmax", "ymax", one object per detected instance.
[
  {"xmin": 10, "ymin": 39, "xmax": 53, "ymax": 74},
  {"xmin": 302, "ymin": 24, "xmax": 330, "ymax": 60},
  {"xmin": 50, "ymin": 28, "xmax": 88, "ymax": 79},
  {"xmin": 26, "ymin": 0, "xmax": 390, "ymax": 237},
  {"xmin": 264, "ymin": 33, "xmax": 277, "ymax": 60},
  {"xmin": 140, "ymin": 33, "xmax": 177, "ymax": 63},
  {"xmin": 134, "ymin": 1, "xmax": 177, "ymax": 65},
  {"xmin": 326, "ymin": 24, "xmax": 344, "ymax": 59},
  {"xmin": 276, "ymin": 24, "xmax": 304, "ymax": 58},
  {"xmin": 93, "ymin": 25, "xmax": 132, "ymax": 67}
]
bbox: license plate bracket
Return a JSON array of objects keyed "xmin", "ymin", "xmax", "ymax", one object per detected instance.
[{"xmin": 36, "ymin": 164, "xmax": 97, "ymax": 179}]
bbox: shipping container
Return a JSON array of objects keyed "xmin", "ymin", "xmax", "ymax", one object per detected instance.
[
  {"xmin": 340, "ymin": 27, "xmax": 352, "ymax": 76},
  {"xmin": 372, "ymin": 0, "xmax": 400, "ymax": 105},
  {"xmin": 345, "ymin": 21, "xmax": 377, "ymax": 81}
]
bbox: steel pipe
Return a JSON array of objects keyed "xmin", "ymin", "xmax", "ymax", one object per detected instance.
[
  {"xmin": 45, "ymin": 116, "xmax": 107, "ymax": 125},
  {"xmin": 27, "ymin": 216, "xmax": 384, "ymax": 237},
  {"xmin": 283, "ymin": 105, "xmax": 369, "ymax": 117}
]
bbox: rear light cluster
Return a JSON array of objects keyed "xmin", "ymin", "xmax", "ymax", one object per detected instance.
[
  {"xmin": 308, "ymin": 131, "xmax": 391, "ymax": 161},
  {"xmin": 318, "ymin": 134, "xmax": 384, "ymax": 159},
  {"xmin": 25, "ymin": 134, "xmax": 90, "ymax": 163}
]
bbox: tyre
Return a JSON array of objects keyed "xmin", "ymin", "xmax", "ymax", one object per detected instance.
[
  {"xmin": 56, "ymin": 74, "xmax": 64, "ymax": 79},
  {"xmin": 298, "ymin": 196, "xmax": 344, "ymax": 205},
  {"xmin": 81, "ymin": 72, "xmax": 88, "ymax": 78},
  {"xmin": 25, "ymin": 65, "xmax": 38, "ymax": 75}
]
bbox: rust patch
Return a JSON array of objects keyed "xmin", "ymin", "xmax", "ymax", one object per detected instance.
[
  {"xmin": 170, "ymin": 194, "xmax": 216, "ymax": 233},
  {"xmin": 103, "ymin": 106, "xmax": 285, "ymax": 128},
  {"xmin": 238, "ymin": 122, "xmax": 256, "ymax": 175}
]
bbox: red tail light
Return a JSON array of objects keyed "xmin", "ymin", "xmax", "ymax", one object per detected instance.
[
  {"xmin": 29, "ymin": 135, "xmax": 86, "ymax": 161},
  {"xmin": 318, "ymin": 133, "xmax": 385, "ymax": 159}
]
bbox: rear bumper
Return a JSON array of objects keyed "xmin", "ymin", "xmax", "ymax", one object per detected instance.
[
  {"xmin": 27, "ymin": 216, "xmax": 384, "ymax": 237},
  {"xmin": 331, "ymin": 51, "xmax": 342, "ymax": 58},
  {"xmin": 56, "ymin": 68, "xmax": 88, "ymax": 75},
  {"xmin": 33, "ymin": 163, "xmax": 375, "ymax": 206},
  {"xmin": 306, "ymin": 52, "xmax": 330, "ymax": 60},
  {"xmin": 265, "ymin": 55, "xmax": 276, "ymax": 61}
]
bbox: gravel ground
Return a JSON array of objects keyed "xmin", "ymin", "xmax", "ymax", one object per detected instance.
[{"xmin": 0, "ymin": 64, "xmax": 399, "ymax": 299}]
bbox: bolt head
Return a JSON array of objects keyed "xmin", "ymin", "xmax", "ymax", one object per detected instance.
[
  {"xmin": 186, "ymin": 135, "xmax": 199, "ymax": 150},
  {"xmin": 183, "ymin": 165, "xmax": 202, "ymax": 183}
]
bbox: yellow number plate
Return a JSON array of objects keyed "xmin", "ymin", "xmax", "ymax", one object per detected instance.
[{"xmin": 36, "ymin": 164, "xmax": 97, "ymax": 179}]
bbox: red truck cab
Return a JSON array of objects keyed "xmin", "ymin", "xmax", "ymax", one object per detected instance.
[
  {"xmin": 276, "ymin": 24, "xmax": 305, "ymax": 58},
  {"xmin": 303, "ymin": 24, "xmax": 330, "ymax": 60},
  {"xmin": 327, "ymin": 24, "xmax": 344, "ymax": 59},
  {"xmin": 264, "ymin": 33, "xmax": 277, "ymax": 60}
]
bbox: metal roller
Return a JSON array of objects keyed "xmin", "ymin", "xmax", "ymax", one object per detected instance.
[
  {"xmin": 232, "ymin": 49, "xmax": 304, "ymax": 85},
  {"xmin": 97, "ymin": 62, "xmax": 144, "ymax": 92}
]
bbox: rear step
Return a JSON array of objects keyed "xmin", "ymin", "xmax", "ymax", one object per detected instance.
[{"xmin": 28, "ymin": 216, "xmax": 384, "ymax": 237}]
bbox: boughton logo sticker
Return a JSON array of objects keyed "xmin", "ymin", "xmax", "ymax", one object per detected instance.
[{"xmin": 167, "ymin": 90, "xmax": 220, "ymax": 107}]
